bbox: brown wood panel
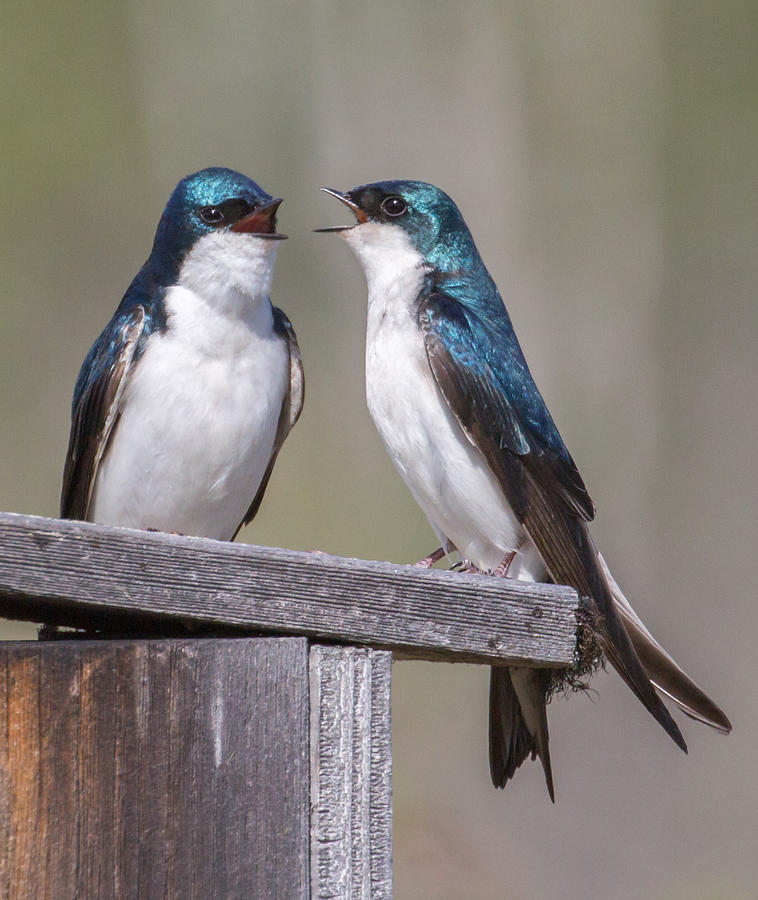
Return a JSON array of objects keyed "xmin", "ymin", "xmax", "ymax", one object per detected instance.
[{"xmin": 0, "ymin": 638, "xmax": 310, "ymax": 900}]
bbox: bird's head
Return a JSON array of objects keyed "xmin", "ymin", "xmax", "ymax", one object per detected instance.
[
  {"xmin": 150, "ymin": 168, "xmax": 286, "ymax": 293},
  {"xmin": 317, "ymin": 180, "xmax": 477, "ymax": 277}
]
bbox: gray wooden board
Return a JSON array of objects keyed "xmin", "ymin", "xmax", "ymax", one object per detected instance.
[
  {"xmin": 0, "ymin": 512, "xmax": 578, "ymax": 668},
  {"xmin": 0, "ymin": 637, "xmax": 310, "ymax": 900},
  {"xmin": 309, "ymin": 646, "xmax": 393, "ymax": 900}
]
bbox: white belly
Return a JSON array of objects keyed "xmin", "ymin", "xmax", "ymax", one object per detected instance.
[
  {"xmin": 366, "ymin": 305, "xmax": 543, "ymax": 578},
  {"xmin": 91, "ymin": 285, "xmax": 288, "ymax": 540}
]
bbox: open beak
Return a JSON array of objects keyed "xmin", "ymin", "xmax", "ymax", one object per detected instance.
[
  {"xmin": 314, "ymin": 188, "xmax": 368, "ymax": 232},
  {"xmin": 231, "ymin": 197, "xmax": 287, "ymax": 239}
]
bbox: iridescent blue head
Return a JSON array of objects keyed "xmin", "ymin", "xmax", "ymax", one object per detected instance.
[
  {"xmin": 318, "ymin": 180, "xmax": 481, "ymax": 275},
  {"xmin": 151, "ymin": 167, "xmax": 285, "ymax": 273}
]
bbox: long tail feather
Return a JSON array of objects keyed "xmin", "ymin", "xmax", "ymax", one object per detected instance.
[
  {"xmin": 489, "ymin": 666, "xmax": 554, "ymax": 801},
  {"xmin": 598, "ymin": 554, "xmax": 732, "ymax": 734},
  {"xmin": 523, "ymin": 494, "xmax": 688, "ymax": 753}
]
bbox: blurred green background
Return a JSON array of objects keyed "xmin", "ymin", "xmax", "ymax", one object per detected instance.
[{"xmin": 2, "ymin": 1, "xmax": 756, "ymax": 897}]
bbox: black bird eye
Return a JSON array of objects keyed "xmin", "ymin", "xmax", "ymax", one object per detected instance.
[
  {"xmin": 200, "ymin": 206, "xmax": 225, "ymax": 224},
  {"xmin": 381, "ymin": 196, "xmax": 407, "ymax": 217}
]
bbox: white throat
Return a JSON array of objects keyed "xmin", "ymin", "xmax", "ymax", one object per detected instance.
[
  {"xmin": 341, "ymin": 222, "xmax": 427, "ymax": 308},
  {"xmin": 178, "ymin": 231, "xmax": 280, "ymax": 314}
]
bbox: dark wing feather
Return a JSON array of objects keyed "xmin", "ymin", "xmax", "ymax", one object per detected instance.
[
  {"xmin": 419, "ymin": 291, "xmax": 687, "ymax": 752},
  {"xmin": 233, "ymin": 306, "xmax": 304, "ymax": 537},
  {"xmin": 418, "ymin": 291, "xmax": 593, "ymax": 521},
  {"xmin": 602, "ymin": 555, "xmax": 731, "ymax": 733},
  {"xmin": 60, "ymin": 306, "xmax": 146, "ymax": 521}
]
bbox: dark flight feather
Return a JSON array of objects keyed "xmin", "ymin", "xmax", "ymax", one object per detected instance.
[
  {"xmin": 60, "ymin": 306, "xmax": 146, "ymax": 520},
  {"xmin": 490, "ymin": 667, "xmax": 555, "ymax": 801}
]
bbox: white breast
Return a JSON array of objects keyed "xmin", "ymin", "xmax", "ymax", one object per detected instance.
[
  {"xmin": 91, "ymin": 234, "xmax": 289, "ymax": 540},
  {"xmin": 343, "ymin": 222, "xmax": 544, "ymax": 577}
]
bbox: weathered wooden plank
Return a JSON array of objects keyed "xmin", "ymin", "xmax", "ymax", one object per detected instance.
[
  {"xmin": 0, "ymin": 512, "xmax": 578, "ymax": 667},
  {"xmin": 368, "ymin": 652, "xmax": 393, "ymax": 898},
  {"xmin": 310, "ymin": 645, "xmax": 393, "ymax": 900},
  {"xmin": 0, "ymin": 638, "xmax": 310, "ymax": 900}
]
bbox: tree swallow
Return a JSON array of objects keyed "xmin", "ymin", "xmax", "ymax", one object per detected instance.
[
  {"xmin": 61, "ymin": 167, "xmax": 303, "ymax": 541},
  {"xmin": 318, "ymin": 180, "xmax": 731, "ymax": 800}
]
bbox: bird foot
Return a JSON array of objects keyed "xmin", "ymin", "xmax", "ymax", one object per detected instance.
[
  {"xmin": 414, "ymin": 546, "xmax": 449, "ymax": 568},
  {"xmin": 452, "ymin": 560, "xmax": 486, "ymax": 575},
  {"xmin": 453, "ymin": 548, "xmax": 519, "ymax": 578},
  {"xmin": 492, "ymin": 549, "xmax": 517, "ymax": 578}
]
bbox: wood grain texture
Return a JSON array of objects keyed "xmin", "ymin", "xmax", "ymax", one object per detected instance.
[
  {"xmin": 0, "ymin": 638, "xmax": 310, "ymax": 900},
  {"xmin": 0, "ymin": 512, "xmax": 578, "ymax": 667},
  {"xmin": 310, "ymin": 646, "xmax": 392, "ymax": 900},
  {"xmin": 368, "ymin": 652, "xmax": 393, "ymax": 898}
]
